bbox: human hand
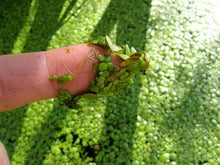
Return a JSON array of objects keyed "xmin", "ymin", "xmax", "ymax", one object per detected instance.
[{"xmin": 0, "ymin": 44, "xmax": 120, "ymax": 112}]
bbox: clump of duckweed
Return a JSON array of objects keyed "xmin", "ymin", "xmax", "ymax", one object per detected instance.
[
  {"xmin": 49, "ymin": 75, "xmax": 58, "ymax": 81},
  {"xmin": 57, "ymin": 89, "xmax": 72, "ymax": 101},
  {"xmin": 49, "ymin": 74, "xmax": 73, "ymax": 85},
  {"xmin": 60, "ymin": 36, "xmax": 149, "ymax": 107},
  {"xmin": 58, "ymin": 74, "xmax": 73, "ymax": 85}
]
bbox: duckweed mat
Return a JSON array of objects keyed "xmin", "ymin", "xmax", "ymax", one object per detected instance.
[{"xmin": 0, "ymin": 0, "xmax": 219, "ymax": 164}]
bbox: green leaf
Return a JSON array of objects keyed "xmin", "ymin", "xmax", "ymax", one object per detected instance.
[
  {"xmin": 106, "ymin": 36, "xmax": 114, "ymax": 52},
  {"xmin": 125, "ymin": 44, "xmax": 131, "ymax": 55},
  {"xmin": 58, "ymin": 74, "xmax": 73, "ymax": 85},
  {"xmin": 57, "ymin": 89, "xmax": 72, "ymax": 101},
  {"xmin": 130, "ymin": 47, "xmax": 137, "ymax": 54},
  {"xmin": 49, "ymin": 75, "xmax": 58, "ymax": 81},
  {"xmin": 80, "ymin": 93, "xmax": 98, "ymax": 101},
  {"xmin": 114, "ymin": 53, "xmax": 129, "ymax": 60},
  {"xmin": 98, "ymin": 62, "xmax": 108, "ymax": 71},
  {"xmin": 96, "ymin": 36, "xmax": 106, "ymax": 46}
]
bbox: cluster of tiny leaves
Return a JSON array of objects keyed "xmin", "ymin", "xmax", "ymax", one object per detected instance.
[
  {"xmin": 58, "ymin": 74, "xmax": 73, "ymax": 85},
  {"xmin": 90, "ymin": 36, "xmax": 149, "ymax": 96},
  {"xmin": 48, "ymin": 74, "xmax": 73, "ymax": 101},
  {"xmin": 58, "ymin": 36, "xmax": 149, "ymax": 106},
  {"xmin": 49, "ymin": 74, "xmax": 73, "ymax": 85}
]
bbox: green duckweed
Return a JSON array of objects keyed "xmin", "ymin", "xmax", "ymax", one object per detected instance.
[
  {"xmin": 49, "ymin": 75, "xmax": 58, "ymax": 81},
  {"xmin": 57, "ymin": 89, "xmax": 72, "ymax": 101},
  {"xmin": 58, "ymin": 74, "xmax": 73, "ymax": 85}
]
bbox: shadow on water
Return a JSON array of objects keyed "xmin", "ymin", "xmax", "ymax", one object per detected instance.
[
  {"xmin": 24, "ymin": 101, "xmax": 70, "ymax": 165},
  {"xmin": 23, "ymin": 0, "xmax": 78, "ymax": 52},
  {"xmin": 156, "ymin": 40, "xmax": 220, "ymax": 164},
  {"xmin": 19, "ymin": 0, "xmax": 81, "ymax": 164},
  {"xmin": 94, "ymin": 75, "xmax": 142, "ymax": 164},
  {"xmin": 90, "ymin": 1, "xmax": 152, "ymax": 163},
  {"xmin": 0, "ymin": 0, "xmax": 32, "ymax": 54},
  {"xmin": 91, "ymin": 0, "xmax": 152, "ymax": 51},
  {"xmin": 0, "ymin": 106, "xmax": 28, "ymax": 159}
]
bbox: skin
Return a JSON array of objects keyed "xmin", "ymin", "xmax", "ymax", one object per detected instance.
[{"xmin": 0, "ymin": 141, "xmax": 10, "ymax": 165}]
